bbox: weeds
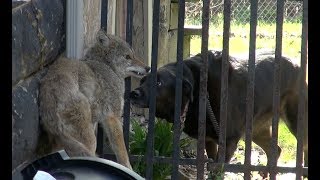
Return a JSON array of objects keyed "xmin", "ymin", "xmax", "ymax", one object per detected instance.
[{"xmin": 129, "ymin": 118, "xmax": 191, "ymax": 179}]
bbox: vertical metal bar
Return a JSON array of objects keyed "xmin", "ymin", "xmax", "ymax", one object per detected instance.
[
  {"xmin": 244, "ymin": 0, "xmax": 258, "ymax": 179},
  {"xmin": 96, "ymin": 124, "xmax": 104, "ymax": 156},
  {"xmin": 296, "ymin": 0, "xmax": 308, "ymax": 179},
  {"xmin": 172, "ymin": 0, "xmax": 185, "ymax": 179},
  {"xmin": 123, "ymin": 78, "xmax": 131, "ymax": 151},
  {"xmin": 146, "ymin": 0, "xmax": 161, "ymax": 178},
  {"xmin": 270, "ymin": 0, "xmax": 284, "ymax": 179},
  {"xmin": 101, "ymin": 0, "xmax": 108, "ymax": 31},
  {"xmin": 197, "ymin": 0, "xmax": 209, "ymax": 179},
  {"xmin": 123, "ymin": 0, "xmax": 133, "ymax": 153},
  {"xmin": 97, "ymin": 0, "xmax": 109, "ymax": 157},
  {"xmin": 126, "ymin": 0, "xmax": 133, "ymax": 46},
  {"xmin": 218, "ymin": 0, "xmax": 231, "ymax": 164}
]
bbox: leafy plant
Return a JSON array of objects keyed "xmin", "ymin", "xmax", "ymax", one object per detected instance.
[
  {"xmin": 207, "ymin": 164, "xmax": 225, "ymax": 180},
  {"xmin": 129, "ymin": 118, "xmax": 191, "ymax": 179}
]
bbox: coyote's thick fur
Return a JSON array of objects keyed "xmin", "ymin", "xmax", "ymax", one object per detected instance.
[{"xmin": 38, "ymin": 30, "xmax": 150, "ymax": 169}]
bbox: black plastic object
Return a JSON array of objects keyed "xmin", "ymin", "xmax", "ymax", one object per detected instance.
[{"xmin": 12, "ymin": 150, "xmax": 144, "ymax": 180}]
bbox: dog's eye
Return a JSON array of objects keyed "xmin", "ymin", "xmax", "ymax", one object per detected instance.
[
  {"xmin": 157, "ymin": 81, "xmax": 162, "ymax": 87},
  {"xmin": 125, "ymin": 55, "xmax": 131, "ymax": 59}
]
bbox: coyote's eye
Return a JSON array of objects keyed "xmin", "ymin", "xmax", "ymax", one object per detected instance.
[
  {"xmin": 126, "ymin": 55, "xmax": 131, "ymax": 59},
  {"xmin": 157, "ymin": 81, "xmax": 162, "ymax": 87}
]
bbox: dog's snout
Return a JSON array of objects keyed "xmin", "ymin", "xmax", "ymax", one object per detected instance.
[
  {"xmin": 145, "ymin": 66, "xmax": 151, "ymax": 73},
  {"xmin": 130, "ymin": 89, "xmax": 142, "ymax": 99}
]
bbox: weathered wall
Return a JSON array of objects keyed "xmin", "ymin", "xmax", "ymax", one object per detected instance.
[
  {"xmin": 12, "ymin": 0, "xmax": 66, "ymax": 86},
  {"xmin": 12, "ymin": 0, "xmax": 102, "ymax": 170},
  {"xmin": 157, "ymin": 0, "xmax": 171, "ymax": 67},
  {"xmin": 12, "ymin": 0, "xmax": 66, "ymax": 170},
  {"xmin": 83, "ymin": 0, "xmax": 101, "ymax": 55}
]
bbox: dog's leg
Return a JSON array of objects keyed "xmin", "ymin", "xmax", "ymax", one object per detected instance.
[
  {"xmin": 206, "ymin": 139, "xmax": 220, "ymax": 179},
  {"xmin": 283, "ymin": 94, "xmax": 308, "ymax": 167},
  {"xmin": 253, "ymin": 126, "xmax": 281, "ymax": 179},
  {"xmin": 212, "ymin": 137, "xmax": 240, "ymax": 162},
  {"xmin": 102, "ymin": 115, "xmax": 132, "ymax": 169},
  {"xmin": 224, "ymin": 137, "xmax": 241, "ymax": 163},
  {"xmin": 206, "ymin": 139, "xmax": 218, "ymax": 160}
]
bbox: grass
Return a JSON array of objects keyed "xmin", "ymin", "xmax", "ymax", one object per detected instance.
[
  {"xmin": 237, "ymin": 121, "xmax": 297, "ymax": 165},
  {"xmin": 188, "ymin": 22, "xmax": 303, "ymax": 62},
  {"xmin": 278, "ymin": 121, "xmax": 298, "ymax": 164}
]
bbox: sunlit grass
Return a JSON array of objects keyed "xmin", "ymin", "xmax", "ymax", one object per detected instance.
[
  {"xmin": 189, "ymin": 22, "xmax": 302, "ymax": 61},
  {"xmin": 278, "ymin": 121, "xmax": 297, "ymax": 164},
  {"xmin": 236, "ymin": 121, "xmax": 297, "ymax": 165}
]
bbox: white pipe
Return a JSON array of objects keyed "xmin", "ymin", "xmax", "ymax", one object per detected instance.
[
  {"xmin": 66, "ymin": 0, "xmax": 84, "ymax": 59},
  {"xmin": 143, "ymin": 0, "xmax": 152, "ymax": 66}
]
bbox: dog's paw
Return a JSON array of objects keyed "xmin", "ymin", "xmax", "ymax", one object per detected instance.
[{"xmin": 258, "ymin": 171, "xmax": 268, "ymax": 180}]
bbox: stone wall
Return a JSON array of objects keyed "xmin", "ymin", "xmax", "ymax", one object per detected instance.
[
  {"xmin": 12, "ymin": 0, "xmax": 102, "ymax": 170},
  {"xmin": 12, "ymin": 0, "xmax": 66, "ymax": 170}
]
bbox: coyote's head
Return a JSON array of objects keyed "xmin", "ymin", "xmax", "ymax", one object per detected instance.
[{"xmin": 86, "ymin": 30, "xmax": 150, "ymax": 78}]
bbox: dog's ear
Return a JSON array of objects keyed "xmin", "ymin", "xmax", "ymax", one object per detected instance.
[{"xmin": 183, "ymin": 78, "xmax": 193, "ymax": 102}]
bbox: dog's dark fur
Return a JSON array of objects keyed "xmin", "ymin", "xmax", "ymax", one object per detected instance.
[{"xmin": 130, "ymin": 50, "xmax": 308, "ymax": 167}]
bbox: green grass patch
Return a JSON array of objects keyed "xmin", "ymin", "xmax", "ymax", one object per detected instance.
[
  {"xmin": 278, "ymin": 121, "xmax": 297, "ymax": 163},
  {"xmin": 188, "ymin": 22, "xmax": 302, "ymax": 62},
  {"xmin": 237, "ymin": 121, "xmax": 297, "ymax": 164}
]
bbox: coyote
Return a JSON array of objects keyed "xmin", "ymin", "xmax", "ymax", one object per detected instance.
[{"xmin": 38, "ymin": 30, "xmax": 150, "ymax": 169}]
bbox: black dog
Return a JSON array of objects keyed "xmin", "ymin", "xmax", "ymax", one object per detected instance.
[{"xmin": 130, "ymin": 50, "xmax": 308, "ymax": 168}]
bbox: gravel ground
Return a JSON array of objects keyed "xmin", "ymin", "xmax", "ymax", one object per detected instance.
[{"xmin": 178, "ymin": 144, "xmax": 305, "ymax": 180}]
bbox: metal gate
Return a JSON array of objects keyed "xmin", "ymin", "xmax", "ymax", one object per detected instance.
[{"xmin": 99, "ymin": 0, "xmax": 308, "ymax": 179}]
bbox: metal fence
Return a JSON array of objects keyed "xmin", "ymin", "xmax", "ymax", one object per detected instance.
[
  {"xmin": 99, "ymin": 0, "xmax": 308, "ymax": 179},
  {"xmin": 185, "ymin": 0, "xmax": 303, "ymax": 25}
]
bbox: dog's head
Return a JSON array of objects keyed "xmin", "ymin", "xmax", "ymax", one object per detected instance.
[
  {"xmin": 86, "ymin": 30, "xmax": 150, "ymax": 78},
  {"xmin": 130, "ymin": 63, "xmax": 194, "ymax": 122}
]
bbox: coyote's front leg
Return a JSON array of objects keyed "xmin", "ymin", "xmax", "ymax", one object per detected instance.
[{"xmin": 103, "ymin": 115, "xmax": 132, "ymax": 169}]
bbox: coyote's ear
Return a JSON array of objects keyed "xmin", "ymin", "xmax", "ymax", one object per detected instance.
[
  {"xmin": 97, "ymin": 30, "xmax": 112, "ymax": 46},
  {"xmin": 183, "ymin": 78, "xmax": 193, "ymax": 102}
]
